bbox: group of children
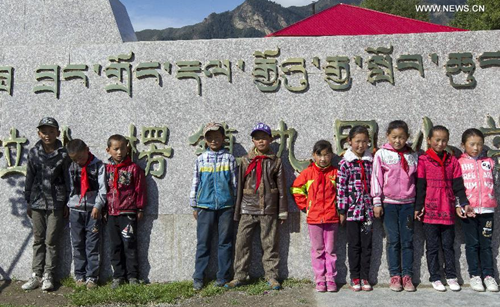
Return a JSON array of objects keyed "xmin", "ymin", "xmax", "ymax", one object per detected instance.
[
  {"xmin": 191, "ymin": 120, "xmax": 499, "ymax": 293},
  {"xmin": 22, "ymin": 117, "xmax": 146, "ymax": 291}
]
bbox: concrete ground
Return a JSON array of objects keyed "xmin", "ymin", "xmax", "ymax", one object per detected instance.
[{"xmin": 314, "ymin": 285, "xmax": 500, "ymax": 307}]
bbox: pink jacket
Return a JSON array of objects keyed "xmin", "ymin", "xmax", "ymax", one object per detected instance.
[
  {"xmin": 458, "ymin": 153, "xmax": 497, "ymax": 212},
  {"xmin": 371, "ymin": 143, "xmax": 418, "ymax": 206}
]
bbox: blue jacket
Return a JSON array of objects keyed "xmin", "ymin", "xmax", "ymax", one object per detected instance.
[{"xmin": 190, "ymin": 149, "xmax": 238, "ymax": 210}]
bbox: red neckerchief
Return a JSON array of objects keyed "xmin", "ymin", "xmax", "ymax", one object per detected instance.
[
  {"xmin": 312, "ymin": 163, "xmax": 333, "ymax": 204},
  {"xmin": 426, "ymin": 149, "xmax": 447, "ymax": 179},
  {"xmin": 356, "ymin": 160, "xmax": 368, "ymax": 193},
  {"xmin": 111, "ymin": 156, "xmax": 132, "ymax": 194},
  {"xmin": 386, "ymin": 145, "xmax": 410, "ymax": 174},
  {"xmin": 79, "ymin": 153, "xmax": 94, "ymax": 204},
  {"xmin": 244, "ymin": 154, "xmax": 270, "ymax": 192}
]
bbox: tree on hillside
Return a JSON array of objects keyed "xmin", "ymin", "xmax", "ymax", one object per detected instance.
[
  {"xmin": 450, "ymin": 0, "xmax": 500, "ymax": 30},
  {"xmin": 360, "ymin": 0, "xmax": 430, "ymax": 22}
]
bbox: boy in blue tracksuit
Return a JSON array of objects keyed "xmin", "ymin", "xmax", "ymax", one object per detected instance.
[{"xmin": 190, "ymin": 122, "xmax": 238, "ymax": 290}]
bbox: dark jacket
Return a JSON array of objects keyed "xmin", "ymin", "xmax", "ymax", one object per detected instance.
[
  {"xmin": 105, "ymin": 157, "xmax": 147, "ymax": 216},
  {"xmin": 25, "ymin": 139, "xmax": 69, "ymax": 210},
  {"xmin": 234, "ymin": 147, "xmax": 288, "ymax": 221},
  {"xmin": 67, "ymin": 155, "xmax": 107, "ymax": 211}
]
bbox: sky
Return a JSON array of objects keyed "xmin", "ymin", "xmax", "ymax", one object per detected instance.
[{"xmin": 120, "ymin": 0, "xmax": 315, "ymax": 31}]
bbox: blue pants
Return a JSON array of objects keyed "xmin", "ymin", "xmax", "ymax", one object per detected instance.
[
  {"xmin": 461, "ymin": 213, "xmax": 495, "ymax": 277},
  {"xmin": 383, "ymin": 203, "xmax": 414, "ymax": 277},
  {"xmin": 193, "ymin": 207, "xmax": 234, "ymax": 282},
  {"xmin": 69, "ymin": 210, "xmax": 101, "ymax": 281}
]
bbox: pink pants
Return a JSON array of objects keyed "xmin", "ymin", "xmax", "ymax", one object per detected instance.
[{"xmin": 308, "ymin": 223, "xmax": 338, "ymax": 283}]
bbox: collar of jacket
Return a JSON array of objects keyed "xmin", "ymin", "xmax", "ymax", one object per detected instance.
[
  {"xmin": 312, "ymin": 162, "xmax": 333, "ymax": 173},
  {"xmin": 344, "ymin": 148, "xmax": 373, "ymax": 162},
  {"xmin": 35, "ymin": 139, "xmax": 64, "ymax": 157},
  {"xmin": 460, "ymin": 150, "xmax": 488, "ymax": 160},
  {"xmin": 248, "ymin": 146, "xmax": 276, "ymax": 160},
  {"xmin": 381, "ymin": 143, "xmax": 412, "ymax": 152},
  {"xmin": 204, "ymin": 148, "xmax": 228, "ymax": 156},
  {"xmin": 108, "ymin": 156, "xmax": 131, "ymax": 165},
  {"xmin": 72, "ymin": 154, "xmax": 100, "ymax": 169}
]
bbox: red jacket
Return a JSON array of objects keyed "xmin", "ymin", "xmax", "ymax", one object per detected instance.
[
  {"xmin": 415, "ymin": 150, "xmax": 468, "ymax": 225},
  {"xmin": 106, "ymin": 157, "xmax": 147, "ymax": 216},
  {"xmin": 291, "ymin": 163, "xmax": 339, "ymax": 224}
]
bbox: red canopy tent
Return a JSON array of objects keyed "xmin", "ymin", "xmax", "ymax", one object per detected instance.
[{"xmin": 267, "ymin": 3, "xmax": 466, "ymax": 37}]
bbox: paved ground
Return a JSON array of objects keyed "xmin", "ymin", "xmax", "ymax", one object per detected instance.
[{"xmin": 314, "ymin": 285, "xmax": 500, "ymax": 307}]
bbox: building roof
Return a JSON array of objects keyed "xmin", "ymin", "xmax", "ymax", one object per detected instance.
[{"xmin": 267, "ymin": 3, "xmax": 467, "ymax": 37}]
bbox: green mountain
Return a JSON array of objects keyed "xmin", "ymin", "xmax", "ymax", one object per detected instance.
[{"xmin": 136, "ymin": 0, "xmax": 467, "ymax": 41}]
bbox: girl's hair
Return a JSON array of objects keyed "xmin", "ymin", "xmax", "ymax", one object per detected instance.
[
  {"xmin": 313, "ymin": 140, "xmax": 333, "ymax": 155},
  {"xmin": 348, "ymin": 125, "xmax": 370, "ymax": 140},
  {"xmin": 461, "ymin": 128, "xmax": 485, "ymax": 144},
  {"xmin": 428, "ymin": 125, "xmax": 449, "ymax": 139},
  {"xmin": 387, "ymin": 120, "xmax": 409, "ymax": 136}
]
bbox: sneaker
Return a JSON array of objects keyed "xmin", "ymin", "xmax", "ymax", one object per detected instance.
[
  {"xmin": 128, "ymin": 278, "xmax": 139, "ymax": 285},
  {"xmin": 470, "ymin": 276, "xmax": 485, "ymax": 292},
  {"xmin": 111, "ymin": 278, "xmax": 125, "ymax": 289},
  {"xmin": 361, "ymin": 279, "xmax": 372, "ymax": 291},
  {"xmin": 22, "ymin": 273, "xmax": 41, "ymax": 290},
  {"xmin": 316, "ymin": 282, "xmax": 326, "ymax": 292},
  {"xmin": 447, "ymin": 278, "xmax": 461, "ymax": 291},
  {"xmin": 86, "ymin": 279, "xmax": 98, "ymax": 290},
  {"xmin": 41, "ymin": 273, "xmax": 54, "ymax": 291},
  {"xmin": 267, "ymin": 278, "xmax": 281, "ymax": 290},
  {"xmin": 350, "ymin": 278, "xmax": 361, "ymax": 292},
  {"xmin": 327, "ymin": 281, "xmax": 337, "ymax": 292},
  {"xmin": 193, "ymin": 279, "xmax": 203, "ymax": 291},
  {"xmin": 389, "ymin": 276, "xmax": 402, "ymax": 292},
  {"xmin": 431, "ymin": 280, "xmax": 446, "ymax": 292},
  {"xmin": 214, "ymin": 279, "xmax": 226, "ymax": 287},
  {"xmin": 484, "ymin": 276, "xmax": 499, "ymax": 292},
  {"xmin": 402, "ymin": 275, "xmax": 416, "ymax": 292},
  {"xmin": 224, "ymin": 279, "xmax": 243, "ymax": 289},
  {"xmin": 75, "ymin": 278, "xmax": 86, "ymax": 287}
]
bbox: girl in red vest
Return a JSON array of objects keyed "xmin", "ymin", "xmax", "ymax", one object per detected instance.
[
  {"xmin": 291, "ymin": 140, "xmax": 341, "ymax": 292},
  {"xmin": 458, "ymin": 128, "xmax": 499, "ymax": 292},
  {"xmin": 414, "ymin": 125, "xmax": 469, "ymax": 292}
]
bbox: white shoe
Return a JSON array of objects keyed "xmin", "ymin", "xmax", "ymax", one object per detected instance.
[
  {"xmin": 484, "ymin": 276, "xmax": 499, "ymax": 292},
  {"xmin": 447, "ymin": 278, "xmax": 461, "ymax": 291},
  {"xmin": 470, "ymin": 276, "xmax": 485, "ymax": 292},
  {"xmin": 41, "ymin": 273, "xmax": 54, "ymax": 291},
  {"xmin": 431, "ymin": 280, "xmax": 446, "ymax": 292},
  {"xmin": 21, "ymin": 273, "xmax": 41, "ymax": 290}
]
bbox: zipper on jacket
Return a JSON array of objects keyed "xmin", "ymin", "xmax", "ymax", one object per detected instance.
[
  {"xmin": 213, "ymin": 152, "xmax": 219, "ymax": 210},
  {"xmin": 475, "ymin": 159, "xmax": 482, "ymax": 213}
]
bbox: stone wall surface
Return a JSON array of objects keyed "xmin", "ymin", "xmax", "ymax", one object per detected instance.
[{"xmin": 0, "ymin": 0, "xmax": 499, "ymax": 285}]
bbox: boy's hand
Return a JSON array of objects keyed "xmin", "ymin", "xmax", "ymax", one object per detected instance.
[
  {"xmin": 137, "ymin": 212, "xmax": 144, "ymax": 220},
  {"xmin": 63, "ymin": 206, "xmax": 69, "ymax": 219},
  {"xmin": 465, "ymin": 205, "xmax": 476, "ymax": 218},
  {"xmin": 193, "ymin": 210, "xmax": 198, "ymax": 220},
  {"xmin": 414, "ymin": 209, "xmax": 424, "ymax": 221},
  {"xmin": 91, "ymin": 207, "xmax": 100, "ymax": 220},
  {"xmin": 374, "ymin": 206, "xmax": 383, "ymax": 219},
  {"xmin": 339, "ymin": 214, "xmax": 346, "ymax": 226},
  {"xmin": 27, "ymin": 208, "xmax": 32, "ymax": 219},
  {"xmin": 456, "ymin": 206, "xmax": 466, "ymax": 218}
]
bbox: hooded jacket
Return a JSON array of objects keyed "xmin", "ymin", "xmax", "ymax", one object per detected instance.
[
  {"xmin": 458, "ymin": 152, "xmax": 497, "ymax": 214},
  {"xmin": 370, "ymin": 143, "xmax": 418, "ymax": 206},
  {"xmin": 25, "ymin": 139, "xmax": 69, "ymax": 210},
  {"xmin": 66, "ymin": 155, "xmax": 107, "ymax": 211},
  {"xmin": 337, "ymin": 148, "xmax": 374, "ymax": 222},
  {"xmin": 105, "ymin": 157, "xmax": 147, "ymax": 216},
  {"xmin": 234, "ymin": 147, "xmax": 288, "ymax": 221},
  {"xmin": 291, "ymin": 162, "xmax": 339, "ymax": 224},
  {"xmin": 190, "ymin": 148, "xmax": 238, "ymax": 210},
  {"xmin": 415, "ymin": 150, "xmax": 468, "ymax": 225}
]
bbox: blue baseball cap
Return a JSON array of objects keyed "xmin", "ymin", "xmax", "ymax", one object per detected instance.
[{"xmin": 251, "ymin": 122, "xmax": 272, "ymax": 137}]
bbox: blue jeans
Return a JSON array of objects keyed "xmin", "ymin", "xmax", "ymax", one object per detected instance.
[
  {"xmin": 193, "ymin": 207, "xmax": 234, "ymax": 282},
  {"xmin": 69, "ymin": 210, "xmax": 101, "ymax": 281},
  {"xmin": 461, "ymin": 213, "xmax": 495, "ymax": 277},
  {"xmin": 383, "ymin": 203, "xmax": 414, "ymax": 277}
]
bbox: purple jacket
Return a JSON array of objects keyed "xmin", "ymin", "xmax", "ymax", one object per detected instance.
[
  {"xmin": 370, "ymin": 143, "xmax": 418, "ymax": 206},
  {"xmin": 337, "ymin": 149, "xmax": 374, "ymax": 222}
]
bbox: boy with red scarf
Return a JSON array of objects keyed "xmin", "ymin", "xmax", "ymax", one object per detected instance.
[
  {"xmin": 225, "ymin": 123, "xmax": 288, "ymax": 290},
  {"xmin": 66, "ymin": 139, "xmax": 106, "ymax": 289},
  {"xmin": 105, "ymin": 134, "xmax": 147, "ymax": 289}
]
